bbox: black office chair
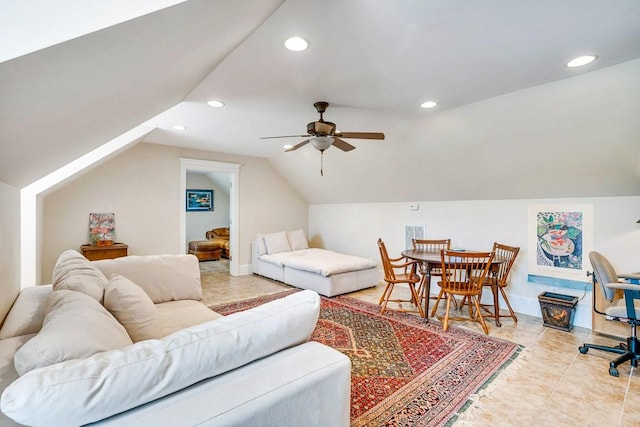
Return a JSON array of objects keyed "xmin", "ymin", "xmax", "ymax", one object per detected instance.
[{"xmin": 578, "ymin": 251, "xmax": 640, "ymax": 377}]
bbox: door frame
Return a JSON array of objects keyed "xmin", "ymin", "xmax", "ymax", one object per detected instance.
[{"xmin": 180, "ymin": 158, "xmax": 241, "ymax": 276}]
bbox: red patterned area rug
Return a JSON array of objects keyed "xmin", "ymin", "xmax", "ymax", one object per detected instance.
[{"xmin": 210, "ymin": 290, "xmax": 522, "ymax": 427}]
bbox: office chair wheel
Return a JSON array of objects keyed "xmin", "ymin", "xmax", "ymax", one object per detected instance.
[
  {"xmin": 578, "ymin": 346, "xmax": 588, "ymax": 354},
  {"xmin": 609, "ymin": 367, "xmax": 619, "ymax": 377}
]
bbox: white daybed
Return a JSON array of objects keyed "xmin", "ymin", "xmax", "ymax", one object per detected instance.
[{"xmin": 252, "ymin": 230, "xmax": 380, "ymax": 297}]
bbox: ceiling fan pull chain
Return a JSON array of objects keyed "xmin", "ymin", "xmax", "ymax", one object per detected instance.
[{"xmin": 320, "ymin": 151, "xmax": 324, "ymax": 176}]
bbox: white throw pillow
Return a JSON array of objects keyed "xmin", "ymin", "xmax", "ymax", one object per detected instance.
[
  {"xmin": 263, "ymin": 231, "xmax": 292, "ymax": 254},
  {"xmin": 13, "ymin": 290, "xmax": 132, "ymax": 376},
  {"xmin": 52, "ymin": 250, "xmax": 108, "ymax": 303},
  {"xmin": 288, "ymin": 229, "xmax": 309, "ymax": 251},
  {"xmin": 92, "ymin": 254, "xmax": 202, "ymax": 304},
  {"xmin": 1, "ymin": 290, "xmax": 321, "ymax": 427},
  {"xmin": 104, "ymin": 274, "xmax": 162, "ymax": 342}
]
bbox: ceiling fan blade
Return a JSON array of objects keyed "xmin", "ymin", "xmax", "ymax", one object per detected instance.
[
  {"xmin": 285, "ymin": 139, "xmax": 310, "ymax": 152},
  {"xmin": 260, "ymin": 134, "xmax": 309, "ymax": 139},
  {"xmin": 332, "ymin": 138, "xmax": 356, "ymax": 152},
  {"xmin": 334, "ymin": 131, "xmax": 385, "ymax": 140}
]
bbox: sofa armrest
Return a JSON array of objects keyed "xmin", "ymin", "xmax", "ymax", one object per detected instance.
[{"xmin": 0, "ymin": 285, "xmax": 52, "ymax": 339}]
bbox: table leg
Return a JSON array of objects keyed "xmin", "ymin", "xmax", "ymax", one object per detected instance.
[
  {"xmin": 492, "ymin": 271, "xmax": 501, "ymax": 327},
  {"xmin": 423, "ymin": 267, "xmax": 432, "ymax": 322}
]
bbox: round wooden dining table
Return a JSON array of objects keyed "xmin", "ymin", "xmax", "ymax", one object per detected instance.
[{"xmin": 401, "ymin": 249, "xmax": 507, "ymax": 326}]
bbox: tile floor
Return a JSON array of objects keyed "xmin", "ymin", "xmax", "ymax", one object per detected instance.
[{"xmin": 200, "ymin": 261, "xmax": 640, "ymax": 427}]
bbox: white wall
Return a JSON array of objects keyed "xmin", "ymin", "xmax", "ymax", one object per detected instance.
[
  {"xmin": 0, "ymin": 181, "xmax": 21, "ymax": 322},
  {"xmin": 309, "ymin": 196, "xmax": 640, "ymax": 328},
  {"xmin": 185, "ymin": 172, "xmax": 230, "ymax": 247},
  {"xmin": 40, "ymin": 142, "xmax": 308, "ymax": 282}
]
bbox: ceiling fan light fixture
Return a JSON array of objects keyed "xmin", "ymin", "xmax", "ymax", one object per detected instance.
[
  {"xmin": 207, "ymin": 100, "xmax": 225, "ymax": 107},
  {"xmin": 284, "ymin": 36, "xmax": 309, "ymax": 52},
  {"xmin": 311, "ymin": 136, "xmax": 334, "ymax": 151},
  {"xmin": 421, "ymin": 100, "xmax": 438, "ymax": 109},
  {"xmin": 565, "ymin": 55, "xmax": 597, "ymax": 68}
]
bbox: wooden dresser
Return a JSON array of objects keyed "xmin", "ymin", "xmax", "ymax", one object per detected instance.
[{"xmin": 80, "ymin": 243, "xmax": 128, "ymax": 261}]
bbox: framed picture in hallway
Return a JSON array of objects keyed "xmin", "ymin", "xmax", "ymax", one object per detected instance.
[{"xmin": 186, "ymin": 189, "xmax": 214, "ymax": 211}]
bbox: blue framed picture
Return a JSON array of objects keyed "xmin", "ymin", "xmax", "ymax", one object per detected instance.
[{"xmin": 186, "ymin": 189, "xmax": 213, "ymax": 211}]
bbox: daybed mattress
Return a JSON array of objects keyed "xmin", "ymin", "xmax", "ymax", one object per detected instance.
[
  {"xmin": 252, "ymin": 245, "xmax": 379, "ymax": 297},
  {"xmin": 259, "ymin": 248, "xmax": 377, "ymax": 276}
]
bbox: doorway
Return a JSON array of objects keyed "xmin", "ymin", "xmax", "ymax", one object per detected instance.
[{"xmin": 180, "ymin": 158, "xmax": 240, "ymax": 276}]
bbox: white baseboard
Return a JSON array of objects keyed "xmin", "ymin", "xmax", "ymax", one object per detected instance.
[{"xmin": 237, "ymin": 263, "xmax": 252, "ymax": 276}]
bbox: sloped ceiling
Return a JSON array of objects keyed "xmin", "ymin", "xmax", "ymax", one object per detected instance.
[
  {"xmin": 0, "ymin": 0, "xmax": 284, "ymax": 188},
  {"xmin": 1, "ymin": 0, "xmax": 639, "ymax": 203}
]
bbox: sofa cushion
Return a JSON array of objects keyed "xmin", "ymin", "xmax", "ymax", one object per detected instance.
[
  {"xmin": 52, "ymin": 249, "xmax": 108, "ymax": 303},
  {"xmin": 288, "ymin": 229, "xmax": 309, "ymax": 251},
  {"xmin": 13, "ymin": 290, "xmax": 132, "ymax": 376},
  {"xmin": 155, "ymin": 299, "xmax": 223, "ymax": 336},
  {"xmin": 263, "ymin": 231, "xmax": 292, "ymax": 254},
  {"xmin": 0, "ymin": 290, "xmax": 321, "ymax": 427},
  {"xmin": 93, "ymin": 254, "xmax": 202, "ymax": 304},
  {"xmin": 0, "ymin": 285, "xmax": 51, "ymax": 339},
  {"xmin": 104, "ymin": 274, "xmax": 162, "ymax": 342}
]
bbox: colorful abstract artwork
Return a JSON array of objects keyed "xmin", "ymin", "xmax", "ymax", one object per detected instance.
[
  {"xmin": 536, "ymin": 210, "xmax": 583, "ymax": 270},
  {"xmin": 89, "ymin": 213, "xmax": 115, "ymax": 245},
  {"xmin": 527, "ymin": 204, "xmax": 593, "ymax": 288}
]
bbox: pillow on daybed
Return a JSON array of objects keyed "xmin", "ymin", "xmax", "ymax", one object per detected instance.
[
  {"xmin": 255, "ymin": 234, "xmax": 267, "ymax": 255},
  {"xmin": 263, "ymin": 231, "xmax": 292, "ymax": 254},
  {"xmin": 52, "ymin": 250, "xmax": 108, "ymax": 303},
  {"xmin": 13, "ymin": 290, "xmax": 132, "ymax": 376},
  {"xmin": 1, "ymin": 290, "xmax": 321, "ymax": 427},
  {"xmin": 104, "ymin": 274, "xmax": 162, "ymax": 342},
  {"xmin": 288, "ymin": 229, "xmax": 309, "ymax": 251}
]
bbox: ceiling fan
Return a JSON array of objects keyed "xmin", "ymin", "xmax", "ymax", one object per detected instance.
[{"xmin": 260, "ymin": 101, "xmax": 385, "ymax": 175}]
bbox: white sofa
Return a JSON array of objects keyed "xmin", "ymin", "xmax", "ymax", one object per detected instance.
[
  {"xmin": 252, "ymin": 230, "xmax": 380, "ymax": 297},
  {"xmin": 0, "ymin": 251, "xmax": 351, "ymax": 427}
]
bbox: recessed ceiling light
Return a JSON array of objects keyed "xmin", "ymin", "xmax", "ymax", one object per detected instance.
[
  {"xmin": 566, "ymin": 55, "xmax": 598, "ymax": 68},
  {"xmin": 207, "ymin": 100, "xmax": 225, "ymax": 107},
  {"xmin": 420, "ymin": 101, "xmax": 438, "ymax": 109},
  {"xmin": 283, "ymin": 144, "xmax": 293, "ymax": 150},
  {"xmin": 172, "ymin": 125, "xmax": 186, "ymax": 131},
  {"xmin": 284, "ymin": 36, "xmax": 309, "ymax": 52}
]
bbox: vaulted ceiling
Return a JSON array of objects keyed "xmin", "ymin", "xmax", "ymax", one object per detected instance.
[{"xmin": 1, "ymin": 0, "xmax": 639, "ymax": 203}]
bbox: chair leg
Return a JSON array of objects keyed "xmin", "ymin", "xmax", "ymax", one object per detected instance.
[
  {"xmin": 409, "ymin": 284, "xmax": 425, "ymax": 318},
  {"xmin": 378, "ymin": 283, "xmax": 391, "ymax": 305},
  {"xmin": 379, "ymin": 283, "xmax": 393, "ymax": 314},
  {"xmin": 431, "ymin": 289, "xmax": 445, "ymax": 317},
  {"xmin": 472, "ymin": 296, "xmax": 489, "ymax": 334},
  {"xmin": 499, "ymin": 287, "xmax": 518, "ymax": 322},
  {"xmin": 442, "ymin": 294, "xmax": 453, "ymax": 332}
]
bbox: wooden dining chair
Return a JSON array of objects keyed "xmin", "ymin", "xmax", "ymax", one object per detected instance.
[
  {"xmin": 377, "ymin": 238, "xmax": 424, "ymax": 317},
  {"xmin": 431, "ymin": 250, "xmax": 494, "ymax": 334},
  {"xmin": 412, "ymin": 239, "xmax": 451, "ymax": 306},
  {"xmin": 478, "ymin": 242, "xmax": 520, "ymax": 323}
]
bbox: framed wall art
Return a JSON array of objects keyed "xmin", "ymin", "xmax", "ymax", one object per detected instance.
[
  {"xmin": 527, "ymin": 204, "xmax": 593, "ymax": 289},
  {"xmin": 186, "ymin": 189, "xmax": 214, "ymax": 212},
  {"xmin": 89, "ymin": 213, "xmax": 115, "ymax": 246}
]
